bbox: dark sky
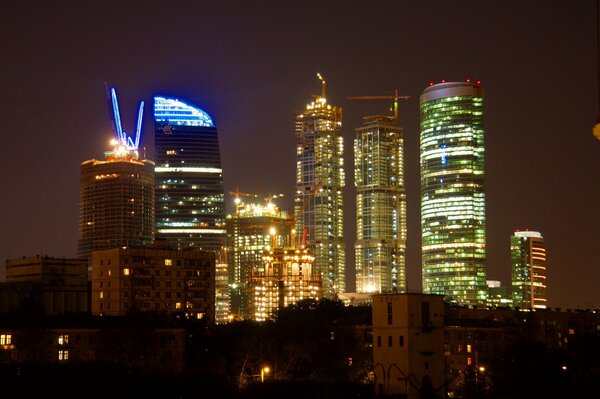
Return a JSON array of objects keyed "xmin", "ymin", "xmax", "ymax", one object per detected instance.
[{"xmin": 1, "ymin": 1, "xmax": 598, "ymax": 309}]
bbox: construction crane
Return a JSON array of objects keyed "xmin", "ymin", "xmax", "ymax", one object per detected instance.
[{"xmin": 347, "ymin": 89, "xmax": 410, "ymax": 124}]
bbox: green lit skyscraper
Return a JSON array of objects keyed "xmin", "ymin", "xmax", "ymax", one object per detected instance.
[
  {"xmin": 419, "ymin": 81, "xmax": 486, "ymax": 305},
  {"xmin": 295, "ymin": 75, "xmax": 345, "ymax": 298},
  {"xmin": 354, "ymin": 116, "xmax": 406, "ymax": 294}
]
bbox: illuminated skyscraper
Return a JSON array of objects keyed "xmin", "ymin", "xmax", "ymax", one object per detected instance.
[
  {"xmin": 354, "ymin": 116, "xmax": 406, "ymax": 294},
  {"xmin": 78, "ymin": 88, "xmax": 155, "ymax": 264},
  {"xmin": 419, "ymin": 81, "xmax": 487, "ymax": 305},
  {"xmin": 226, "ymin": 197, "xmax": 292, "ymax": 319},
  {"xmin": 511, "ymin": 230, "xmax": 547, "ymax": 309},
  {"xmin": 154, "ymin": 96, "xmax": 226, "ymax": 252},
  {"xmin": 294, "ymin": 75, "xmax": 345, "ymax": 298}
]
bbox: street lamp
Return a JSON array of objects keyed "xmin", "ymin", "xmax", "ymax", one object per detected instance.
[{"xmin": 261, "ymin": 366, "xmax": 270, "ymax": 383}]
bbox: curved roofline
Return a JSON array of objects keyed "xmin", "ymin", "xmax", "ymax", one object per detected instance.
[
  {"xmin": 420, "ymin": 81, "xmax": 483, "ymax": 103},
  {"xmin": 153, "ymin": 96, "xmax": 215, "ymax": 127}
]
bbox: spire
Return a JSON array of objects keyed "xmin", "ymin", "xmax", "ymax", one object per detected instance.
[{"xmin": 317, "ymin": 72, "xmax": 326, "ymax": 98}]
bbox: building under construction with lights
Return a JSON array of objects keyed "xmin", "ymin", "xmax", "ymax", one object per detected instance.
[
  {"xmin": 354, "ymin": 116, "xmax": 407, "ymax": 294},
  {"xmin": 249, "ymin": 247, "xmax": 321, "ymax": 321},
  {"xmin": 294, "ymin": 75, "xmax": 345, "ymax": 298},
  {"xmin": 226, "ymin": 198, "xmax": 292, "ymax": 319},
  {"xmin": 78, "ymin": 88, "xmax": 155, "ymax": 265}
]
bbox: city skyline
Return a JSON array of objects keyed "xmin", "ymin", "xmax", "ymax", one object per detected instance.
[{"xmin": 1, "ymin": 1, "xmax": 598, "ymax": 309}]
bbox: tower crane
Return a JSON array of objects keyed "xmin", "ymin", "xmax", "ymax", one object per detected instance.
[{"xmin": 347, "ymin": 89, "xmax": 410, "ymax": 124}]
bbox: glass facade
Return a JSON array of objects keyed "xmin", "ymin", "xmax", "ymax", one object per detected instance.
[
  {"xmin": 154, "ymin": 96, "xmax": 226, "ymax": 252},
  {"xmin": 511, "ymin": 230, "xmax": 547, "ymax": 309},
  {"xmin": 419, "ymin": 82, "xmax": 487, "ymax": 305},
  {"xmin": 295, "ymin": 95, "xmax": 345, "ymax": 298},
  {"xmin": 354, "ymin": 117, "xmax": 406, "ymax": 293}
]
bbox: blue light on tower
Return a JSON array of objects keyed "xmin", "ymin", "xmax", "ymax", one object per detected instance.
[
  {"xmin": 154, "ymin": 96, "xmax": 214, "ymax": 127},
  {"xmin": 110, "ymin": 87, "xmax": 144, "ymax": 151}
]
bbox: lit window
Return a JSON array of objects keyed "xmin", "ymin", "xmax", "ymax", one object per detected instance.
[
  {"xmin": 176, "ymin": 302, "xmax": 182, "ymax": 309},
  {"xmin": 58, "ymin": 335, "xmax": 69, "ymax": 345},
  {"xmin": 0, "ymin": 334, "xmax": 11, "ymax": 346},
  {"xmin": 123, "ymin": 268, "xmax": 130, "ymax": 276},
  {"xmin": 58, "ymin": 350, "xmax": 69, "ymax": 361},
  {"xmin": 165, "ymin": 259, "xmax": 172, "ymax": 266},
  {"xmin": 99, "ymin": 291, "xmax": 104, "ymax": 299},
  {"xmin": 467, "ymin": 344, "xmax": 472, "ymax": 353}
]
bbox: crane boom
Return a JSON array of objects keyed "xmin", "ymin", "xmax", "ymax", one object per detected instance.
[{"xmin": 347, "ymin": 89, "xmax": 410, "ymax": 123}]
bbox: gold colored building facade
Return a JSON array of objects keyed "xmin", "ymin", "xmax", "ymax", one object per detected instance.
[{"xmin": 249, "ymin": 248, "xmax": 321, "ymax": 321}]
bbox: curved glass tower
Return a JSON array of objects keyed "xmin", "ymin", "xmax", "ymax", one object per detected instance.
[
  {"xmin": 419, "ymin": 81, "xmax": 486, "ymax": 305},
  {"xmin": 154, "ymin": 96, "xmax": 226, "ymax": 251}
]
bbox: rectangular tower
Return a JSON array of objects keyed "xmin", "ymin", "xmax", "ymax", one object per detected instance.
[
  {"xmin": 511, "ymin": 230, "xmax": 547, "ymax": 309},
  {"xmin": 419, "ymin": 81, "xmax": 487, "ymax": 305},
  {"xmin": 355, "ymin": 116, "xmax": 407, "ymax": 294},
  {"xmin": 294, "ymin": 77, "xmax": 345, "ymax": 298}
]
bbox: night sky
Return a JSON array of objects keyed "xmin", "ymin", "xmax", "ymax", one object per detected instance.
[{"xmin": 1, "ymin": 1, "xmax": 598, "ymax": 309}]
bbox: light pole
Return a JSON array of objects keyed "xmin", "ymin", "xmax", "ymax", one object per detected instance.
[{"xmin": 261, "ymin": 366, "xmax": 270, "ymax": 383}]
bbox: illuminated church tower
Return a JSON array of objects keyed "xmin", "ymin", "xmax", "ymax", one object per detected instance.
[
  {"xmin": 419, "ymin": 80, "xmax": 487, "ymax": 305},
  {"xmin": 78, "ymin": 88, "xmax": 155, "ymax": 263},
  {"xmin": 153, "ymin": 96, "xmax": 226, "ymax": 252},
  {"xmin": 294, "ymin": 74, "xmax": 345, "ymax": 298}
]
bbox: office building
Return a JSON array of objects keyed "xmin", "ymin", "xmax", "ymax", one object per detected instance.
[
  {"xmin": 511, "ymin": 230, "xmax": 547, "ymax": 309},
  {"xmin": 78, "ymin": 88, "xmax": 154, "ymax": 264},
  {"xmin": 294, "ymin": 75, "xmax": 345, "ymax": 297},
  {"xmin": 419, "ymin": 81, "xmax": 487, "ymax": 305},
  {"xmin": 91, "ymin": 241, "xmax": 215, "ymax": 321},
  {"xmin": 226, "ymin": 197, "xmax": 292, "ymax": 319},
  {"xmin": 248, "ymin": 247, "xmax": 321, "ymax": 321},
  {"xmin": 154, "ymin": 96, "xmax": 226, "ymax": 252},
  {"xmin": 354, "ymin": 116, "xmax": 407, "ymax": 294}
]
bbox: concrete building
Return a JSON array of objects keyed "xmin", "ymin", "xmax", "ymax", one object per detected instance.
[
  {"xmin": 420, "ymin": 80, "xmax": 487, "ymax": 305},
  {"xmin": 1, "ymin": 256, "xmax": 88, "ymax": 314},
  {"xmin": 78, "ymin": 88, "xmax": 155, "ymax": 267},
  {"xmin": 372, "ymin": 293, "xmax": 445, "ymax": 398},
  {"xmin": 294, "ymin": 75, "xmax": 345, "ymax": 298},
  {"xmin": 511, "ymin": 230, "xmax": 547, "ymax": 309},
  {"xmin": 355, "ymin": 116, "xmax": 407, "ymax": 294},
  {"xmin": 91, "ymin": 241, "xmax": 215, "ymax": 322}
]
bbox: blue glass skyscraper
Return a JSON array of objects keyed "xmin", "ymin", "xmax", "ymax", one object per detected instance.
[{"xmin": 153, "ymin": 96, "xmax": 226, "ymax": 251}]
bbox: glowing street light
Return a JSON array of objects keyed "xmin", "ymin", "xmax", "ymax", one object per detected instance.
[{"xmin": 261, "ymin": 366, "xmax": 270, "ymax": 383}]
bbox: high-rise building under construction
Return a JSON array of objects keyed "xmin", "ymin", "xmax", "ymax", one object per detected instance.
[
  {"xmin": 294, "ymin": 75, "xmax": 345, "ymax": 297},
  {"xmin": 354, "ymin": 116, "xmax": 407, "ymax": 294},
  {"xmin": 78, "ymin": 88, "xmax": 155, "ymax": 265}
]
